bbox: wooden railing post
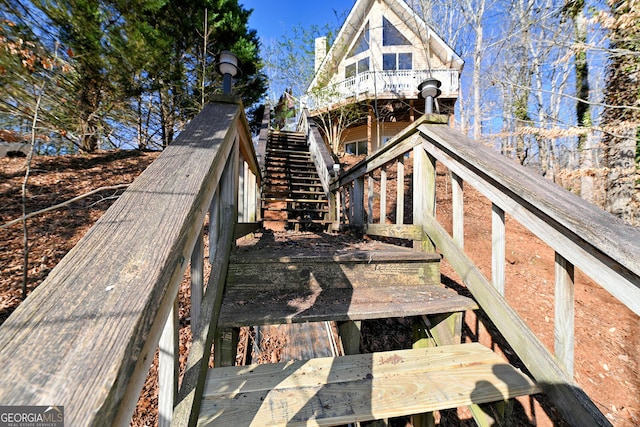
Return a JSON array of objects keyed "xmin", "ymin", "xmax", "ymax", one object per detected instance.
[
  {"xmin": 367, "ymin": 175, "xmax": 374, "ymax": 224},
  {"xmin": 555, "ymin": 252, "xmax": 575, "ymax": 375},
  {"xmin": 380, "ymin": 166, "xmax": 387, "ymax": 224},
  {"xmin": 397, "ymin": 157, "xmax": 405, "ymax": 225},
  {"xmin": 492, "ymin": 203, "xmax": 506, "ymax": 295},
  {"xmin": 452, "ymin": 172, "xmax": 464, "ymax": 248},
  {"xmin": 353, "ymin": 176, "xmax": 365, "ymax": 227},
  {"xmin": 413, "ymin": 146, "xmax": 436, "ymax": 251}
]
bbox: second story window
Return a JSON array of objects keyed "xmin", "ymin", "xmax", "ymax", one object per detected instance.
[
  {"xmin": 346, "ymin": 57, "xmax": 371, "ymax": 79},
  {"xmin": 383, "ymin": 53, "xmax": 412, "ymax": 71},
  {"xmin": 383, "ymin": 17, "xmax": 411, "ymax": 46},
  {"xmin": 348, "ymin": 22, "xmax": 370, "ymax": 58}
]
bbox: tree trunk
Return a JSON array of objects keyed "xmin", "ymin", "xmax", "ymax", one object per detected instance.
[{"xmin": 604, "ymin": 128, "xmax": 637, "ymax": 223}]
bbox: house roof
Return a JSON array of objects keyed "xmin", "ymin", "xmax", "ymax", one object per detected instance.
[{"xmin": 307, "ymin": 0, "xmax": 464, "ymax": 92}]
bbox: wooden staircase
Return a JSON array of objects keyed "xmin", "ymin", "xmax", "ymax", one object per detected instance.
[
  {"xmin": 262, "ymin": 131, "xmax": 333, "ymax": 231},
  {"xmin": 199, "ymin": 233, "xmax": 541, "ymax": 426}
]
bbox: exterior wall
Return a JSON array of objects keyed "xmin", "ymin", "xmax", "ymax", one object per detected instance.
[{"xmin": 342, "ymin": 118, "xmax": 415, "ymax": 155}]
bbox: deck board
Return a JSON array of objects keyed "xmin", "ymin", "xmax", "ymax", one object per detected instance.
[
  {"xmin": 197, "ymin": 343, "xmax": 540, "ymax": 426},
  {"xmin": 218, "ymin": 284, "xmax": 476, "ymax": 326}
]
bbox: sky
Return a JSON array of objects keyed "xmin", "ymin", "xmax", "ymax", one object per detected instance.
[{"xmin": 240, "ymin": 0, "xmax": 355, "ymax": 44}]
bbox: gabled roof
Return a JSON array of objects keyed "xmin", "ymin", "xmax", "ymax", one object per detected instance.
[{"xmin": 308, "ymin": 0, "xmax": 464, "ymax": 92}]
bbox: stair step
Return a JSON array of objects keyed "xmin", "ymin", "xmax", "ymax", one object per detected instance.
[
  {"xmin": 266, "ymin": 148, "xmax": 311, "ymax": 156},
  {"xmin": 263, "ymin": 190, "xmax": 326, "ymax": 196},
  {"xmin": 262, "ymin": 197, "xmax": 328, "ymax": 204},
  {"xmin": 197, "ymin": 343, "xmax": 540, "ymax": 426},
  {"xmin": 219, "ymin": 283, "xmax": 474, "ymax": 326},
  {"xmin": 262, "ymin": 207, "xmax": 329, "ymax": 213}
]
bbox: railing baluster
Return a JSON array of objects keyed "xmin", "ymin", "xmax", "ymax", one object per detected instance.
[
  {"xmin": 491, "ymin": 203, "xmax": 506, "ymax": 295},
  {"xmin": 452, "ymin": 172, "xmax": 464, "ymax": 248},
  {"xmin": 380, "ymin": 166, "xmax": 387, "ymax": 224},
  {"xmin": 238, "ymin": 154, "xmax": 246, "ymax": 222},
  {"xmin": 191, "ymin": 226, "xmax": 204, "ymax": 330},
  {"xmin": 353, "ymin": 177, "xmax": 365, "ymax": 227},
  {"xmin": 209, "ymin": 190, "xmax": 220, "ymax": 266},
  {"xmin": 158, "ymin": 297, "xmax": 179, "ymax": 427},
  {"xmin": 396, "ymin": 157, "xmax": 404, "ymax": 225},
  {"xmin": 368, "ymin": 175, "xmax": 374, "ymax": 224},
  {"xmin": 555, "ymin": 252, "xmax": 575, "ymax": 376}
]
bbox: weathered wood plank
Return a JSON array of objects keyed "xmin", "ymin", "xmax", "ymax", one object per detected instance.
[
  {"xmin": 197, "ymin": 343, "xmax": 539, "ymax": 426},
  {"xmin": 0, "ymin": 102, "xmax": 244, "ymax": 425},
  {"xmin": 158, "ymin": 298, "xmax": 179, "ymax": 427},
  {"xmin": 419, "ymin": 123, "xmax": 640, "ymax": 316},
  {"xmin": 451, "ymin": 172, "xmax": 464, "ymax": 248},
  {"xmin": 491, "ymin": 203, "xmax": 505, "ymax": 295},
  {"xmin": 554, "ymin": 252, "xmax": 575, "ymax": 376},
  {"xmin": 365, "ymin": 224, "xmax": 423, "ymax": 240},
  {"xmin": 380, "ymin": 166, "xmax": 387, "ymax": 224},
  {"xmin": 353, "ymin": 176, "xmax": 365, "ymax": 226},
  {"xmin": 421, "ymin": 214, "xmax": 611, "ymax": 426},
  {"xmin": 218, "ymin": 284, "xmax": 477, "ymax": 327},
  {"xmin": 396, "ymin": 156, "xmax": 405, "ymax": 225},
  {"xmin": 225, "ymin": 249, "xmax": 441, "ymax": 292}
]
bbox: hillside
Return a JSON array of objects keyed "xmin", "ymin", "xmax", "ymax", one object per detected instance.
[{"xmin": 0, "ymin": 151, "xmax": 637, "ymax": 426}]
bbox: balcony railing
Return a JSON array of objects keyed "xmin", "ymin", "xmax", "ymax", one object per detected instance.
[{"xmin": 303, "ymin": 69, "xmax": 459, "ymax": 112}]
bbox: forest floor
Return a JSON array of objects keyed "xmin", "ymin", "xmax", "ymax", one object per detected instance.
[{"xmin": 0, "ymin": 150, "xmax": 638, "ymax": 426}]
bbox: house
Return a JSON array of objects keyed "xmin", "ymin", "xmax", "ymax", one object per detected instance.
[{"xmin": 305, "ymin": 0, "xmax": 463, "ymax": 155}]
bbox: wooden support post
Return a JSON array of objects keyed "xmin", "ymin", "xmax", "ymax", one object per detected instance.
[
  {"xmin": 555, "ymin": 252, "xmax": 575, "ymax": 376},
  {"xmin": 396, "ymin": 157, "xmax": 405, "ymax": 225},
  {"xmin": 353, "ymin": 177, "xmax": 365, "ymax": 228},
  {"xmin": 338, "ymin": 321, "xmax": 361, "ymax": 355},
  {"xmin": 191, "ymin": 226, "xmax": 204, "ymax": 331},
  {"xmin": 246, "ymin": 163, "xmax": 256, "ymax": 223},
  {"xmin": 452, "ymin": 172, "xmax": 464, "ymax": 248},
  {"xmin": 214, "ymin": 327, "xmax": 239, "ymax": 367},
  {"xmin": 380, "ymin": 166, "xmax": 387, "ymax": 224},
  {"xmin": 367, "ymin": 104, "xmax": 373, "ymax": 154},
  {"xmin": 413, "ymin": 146, "xmax": 436, "ymax": 251},
  {"xmin": 238, "ymin": 155, "xmax": 245, "ymax": 223},
  {"xmin": 368, "ymin": 175, "xmax": 374, "ymax": 224},
  {"xmin": 158, "ymin": 297, "xmax": 179, "ymax": 427},
  {"xmin": 492, "ymin": 203, "xmax": 506, "ymax": 295}
]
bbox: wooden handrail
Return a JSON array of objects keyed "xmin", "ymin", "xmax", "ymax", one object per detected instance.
[
  {"xmin": 331, "ymin": 115, "xmax": 639, "ymax": 426},
  {"xmin": 298, "ymin": 109, "xmax": 337, "ymax": 196},
  {"xmin": 0, "ymin": 100, "xmax": 260, "ymax": 425}
]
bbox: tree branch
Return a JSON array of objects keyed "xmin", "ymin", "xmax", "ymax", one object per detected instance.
[{"xmin": 1, "ymin": 184, "xmax": 130, "ymax": 231}]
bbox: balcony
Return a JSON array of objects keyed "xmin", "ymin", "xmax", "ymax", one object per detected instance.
[{"xmin": 303, "ymin": 69, "xmax": 459, "ymax": 112}]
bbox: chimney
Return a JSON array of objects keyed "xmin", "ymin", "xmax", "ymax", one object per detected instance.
[{"xmin": 315, "ymin": 36, "xmax": 327, "ymax": 72}]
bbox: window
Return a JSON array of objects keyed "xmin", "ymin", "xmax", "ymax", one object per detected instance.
[
  {"xmin": 383, "ymin": 53, "xmax": 412, "ymax": 71},
  {"xmin": 398, "ymin": 53, "xmax": 412, "ymax": 70},
  {"xmin": 358, "ymin": 57, "xmax": 370, "ymax": 73},
  {"xmin": 383, "ymin": 17, "xmax": 411, "ymax": 46},
  {"xmin": 345, "ymin": 63, "xmax": 356, "ymax": 79},
  {"xmin": 348, "ymin": 22, "xmax": 370, "ymax": 57},
  {"xmin": 345, "ymin": 140, "xmax": 368, "ymax": 155},
  {"xmin": 345, "ymin": 57, "xmax": 370, "ymax": 78}
]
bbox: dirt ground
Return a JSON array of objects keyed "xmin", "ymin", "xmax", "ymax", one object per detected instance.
[{"xmin": 0, "ymin": 151, "xmax": 638, "ymax": 426}]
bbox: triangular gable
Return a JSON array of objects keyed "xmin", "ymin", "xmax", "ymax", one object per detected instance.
[{"xmin": 308, "ymin": 0, "xmax": 463, "ymax": 92}]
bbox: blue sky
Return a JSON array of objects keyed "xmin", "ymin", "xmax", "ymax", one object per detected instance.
[{"xmin": 240, "ymin": 0, "xmax": 354, "ymax": 43}]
